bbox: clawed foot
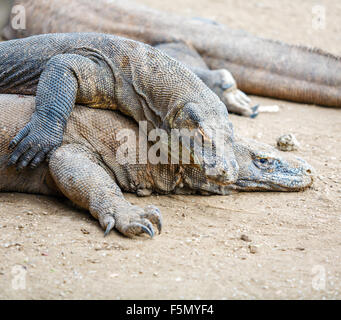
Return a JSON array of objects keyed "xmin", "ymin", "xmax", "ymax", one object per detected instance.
[
  {"xmin": 223, "ymin": 87, "xmax": 259, "ymax": 118},
  {"xmin": 99, "ymin": 205, "xmax": 162, "ymax": 238},
  {"xmin": 7, "ymin": 113, "xmax": 63, "ymax": 169},
  {"xmin": 208, "ymin": 69, "xmax": 258, "ymax": 118}
]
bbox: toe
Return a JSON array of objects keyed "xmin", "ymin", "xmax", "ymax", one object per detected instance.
[
  {"xmin": 99, "ymin": 214, "xmax": 116, "ymax": 237},
  {"xmin": 104, "ymin": 219, "xmax": 115, "ymax": 237},
  {"xmin": 238, "ymin": 90, "xmax": 251, "ymax": 103},
  {"xmin": 142, "ymin": 205, "xmax": 163, "ymax": 234},
  {"xmin": 123, "ymin": 222, "xmax": 154, "ymax": 238}
]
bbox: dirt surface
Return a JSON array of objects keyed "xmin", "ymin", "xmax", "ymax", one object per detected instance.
[{"xmin": 0, "ymin": 0, "xmax": 340, "ymax": 299}]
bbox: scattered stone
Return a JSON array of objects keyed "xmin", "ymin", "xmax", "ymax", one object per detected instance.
[
  {"xmin": 248, "ymin": 245, "xmax": 258, "ymax": 254},
  {"xmin": 88, "ymin": 259, "xmax": 100, "ymax": 264},
  {"xmin": 276, "ymin": 133, "xmax": 300, "ymax": 151},
  {"xmin": 81, "ymin": 228, "xmax": 90, "ymax": 235},
  {"xmin": 94, "ymin": 243, "xmax": 127, "ymax": 251},
  {"xmin": 240, "ymin": 234, "xmax": 252, "ymax": 242},
  {"xmin": 3, "ymin": 242, "xmax": 22, "ymax": 249}
]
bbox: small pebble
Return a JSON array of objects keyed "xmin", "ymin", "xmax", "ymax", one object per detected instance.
[
  {"xmin": 276, "ymin": 133, "xmax": 300, "ymax": 151},
  {"xmin": 249, "ymin": 245, "xmax": 258, "ymax": 254},
  {"xmin": 81, "ymin": 228, "xmax": 90, "ymax": 235},
  {"xmin": 240, "ymin": 234, "xmax": 252, "ymax": 242}
]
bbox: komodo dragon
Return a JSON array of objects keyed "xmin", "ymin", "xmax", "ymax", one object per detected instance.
[
  {"xmin": 0, "ymin": 32, "xmax": 238, "ymax": 182},
  {"xmin": 4, "ymin": 0, "xmax": 341, "ymax": 110},
  {"xmin": 0, "ymin": 94, "xmax": 314, "ymax": 237}
]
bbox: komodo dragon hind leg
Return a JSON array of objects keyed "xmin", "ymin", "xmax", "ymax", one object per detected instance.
[
  {"xmin": 155, "ymin": 42, "xmax": 258, "ymax": 117},
  {"xmin": 48, "ymin": 144, "xmax": 162, "ymax": 238}
]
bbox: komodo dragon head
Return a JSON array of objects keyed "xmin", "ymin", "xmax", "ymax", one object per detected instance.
[
  {"xmin": 180, "ymin": 136, "xmax": 314, "ymax": 194},
  {"xmin": 167, "ymin": 99, "xmax": 239, "ymax": 185}
]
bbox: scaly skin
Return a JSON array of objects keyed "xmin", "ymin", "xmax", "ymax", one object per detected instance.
[
  {"xmin": 155, "ymin": 42, "xmax": 258, "ymax": 117},
  {"xmin": 0, "ymin": 94, "xmax": 314, "ymax": 237},
  {"xmin": 4, "ymin": 0, "xmax": 341, "ymax": 108},
  {"xmin": 0, "ymin": 33, "xmax": 238, "ymax": 183}
]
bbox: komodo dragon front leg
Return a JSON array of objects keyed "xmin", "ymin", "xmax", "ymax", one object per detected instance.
[
  {"xmin": 7, "ymin": 53, "xmax": 116, "ymax": 169},
  {"xmin": 49, "ymin": 144, "xmax": 162, "ymax": 237},
  {"xmin": 155, "ymin": 42, "xmax": 258, "ymax": 117}
]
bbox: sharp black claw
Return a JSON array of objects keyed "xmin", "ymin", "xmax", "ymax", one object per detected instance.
[
  {"xmin": 252, "ymin": 104, "xmax": 259, "ymax": 113},
  {"xmin": 250, "ymin": 104, "xmax": 259, "ymax": 119},
  {"xmin": 157, "ymin": 220, "xmax": 162, "ymax": 234},
  {"xmin": 140, "ymin": 224, "xmax": 154, "ymax": 238},
  {"xmin": 104, "ymin": 220, "xmax": 115, "ymax": 237}
]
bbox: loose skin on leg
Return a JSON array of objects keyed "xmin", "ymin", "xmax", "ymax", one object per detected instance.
[{"xmin": 49, "ymin": 144, "xmax": 162, "ymax": 237}]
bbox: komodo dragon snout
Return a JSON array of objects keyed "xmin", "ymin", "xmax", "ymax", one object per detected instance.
[
  {"xmin": 230, "ymin": 138, "xmax": 314, "ymax": 191},
  {"xmin": 180, "ymin": 137, "xmax": 314, "ymax": 195}
]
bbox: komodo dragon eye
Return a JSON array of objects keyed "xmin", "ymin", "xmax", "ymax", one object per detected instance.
[{"xmin": 253, "ymin": 157, "xmax": 276, "ymax": 169}]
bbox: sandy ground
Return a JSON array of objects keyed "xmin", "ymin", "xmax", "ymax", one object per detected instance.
[{"xmin": 0, "ymin": 0, "xmax": 340, "ymax": 299}]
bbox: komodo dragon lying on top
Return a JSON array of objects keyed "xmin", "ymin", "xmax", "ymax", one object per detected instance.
[
  {"xmin": 0, "ymin": 32, "xmax": 238, "ymax": 181},
  {"xmin": 4, "ymin": 0, "xmax": 341, "ymax": 112},
  {"xmin": 0, "ymin": 94, "xmax": 314, "ymax": 238}
]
